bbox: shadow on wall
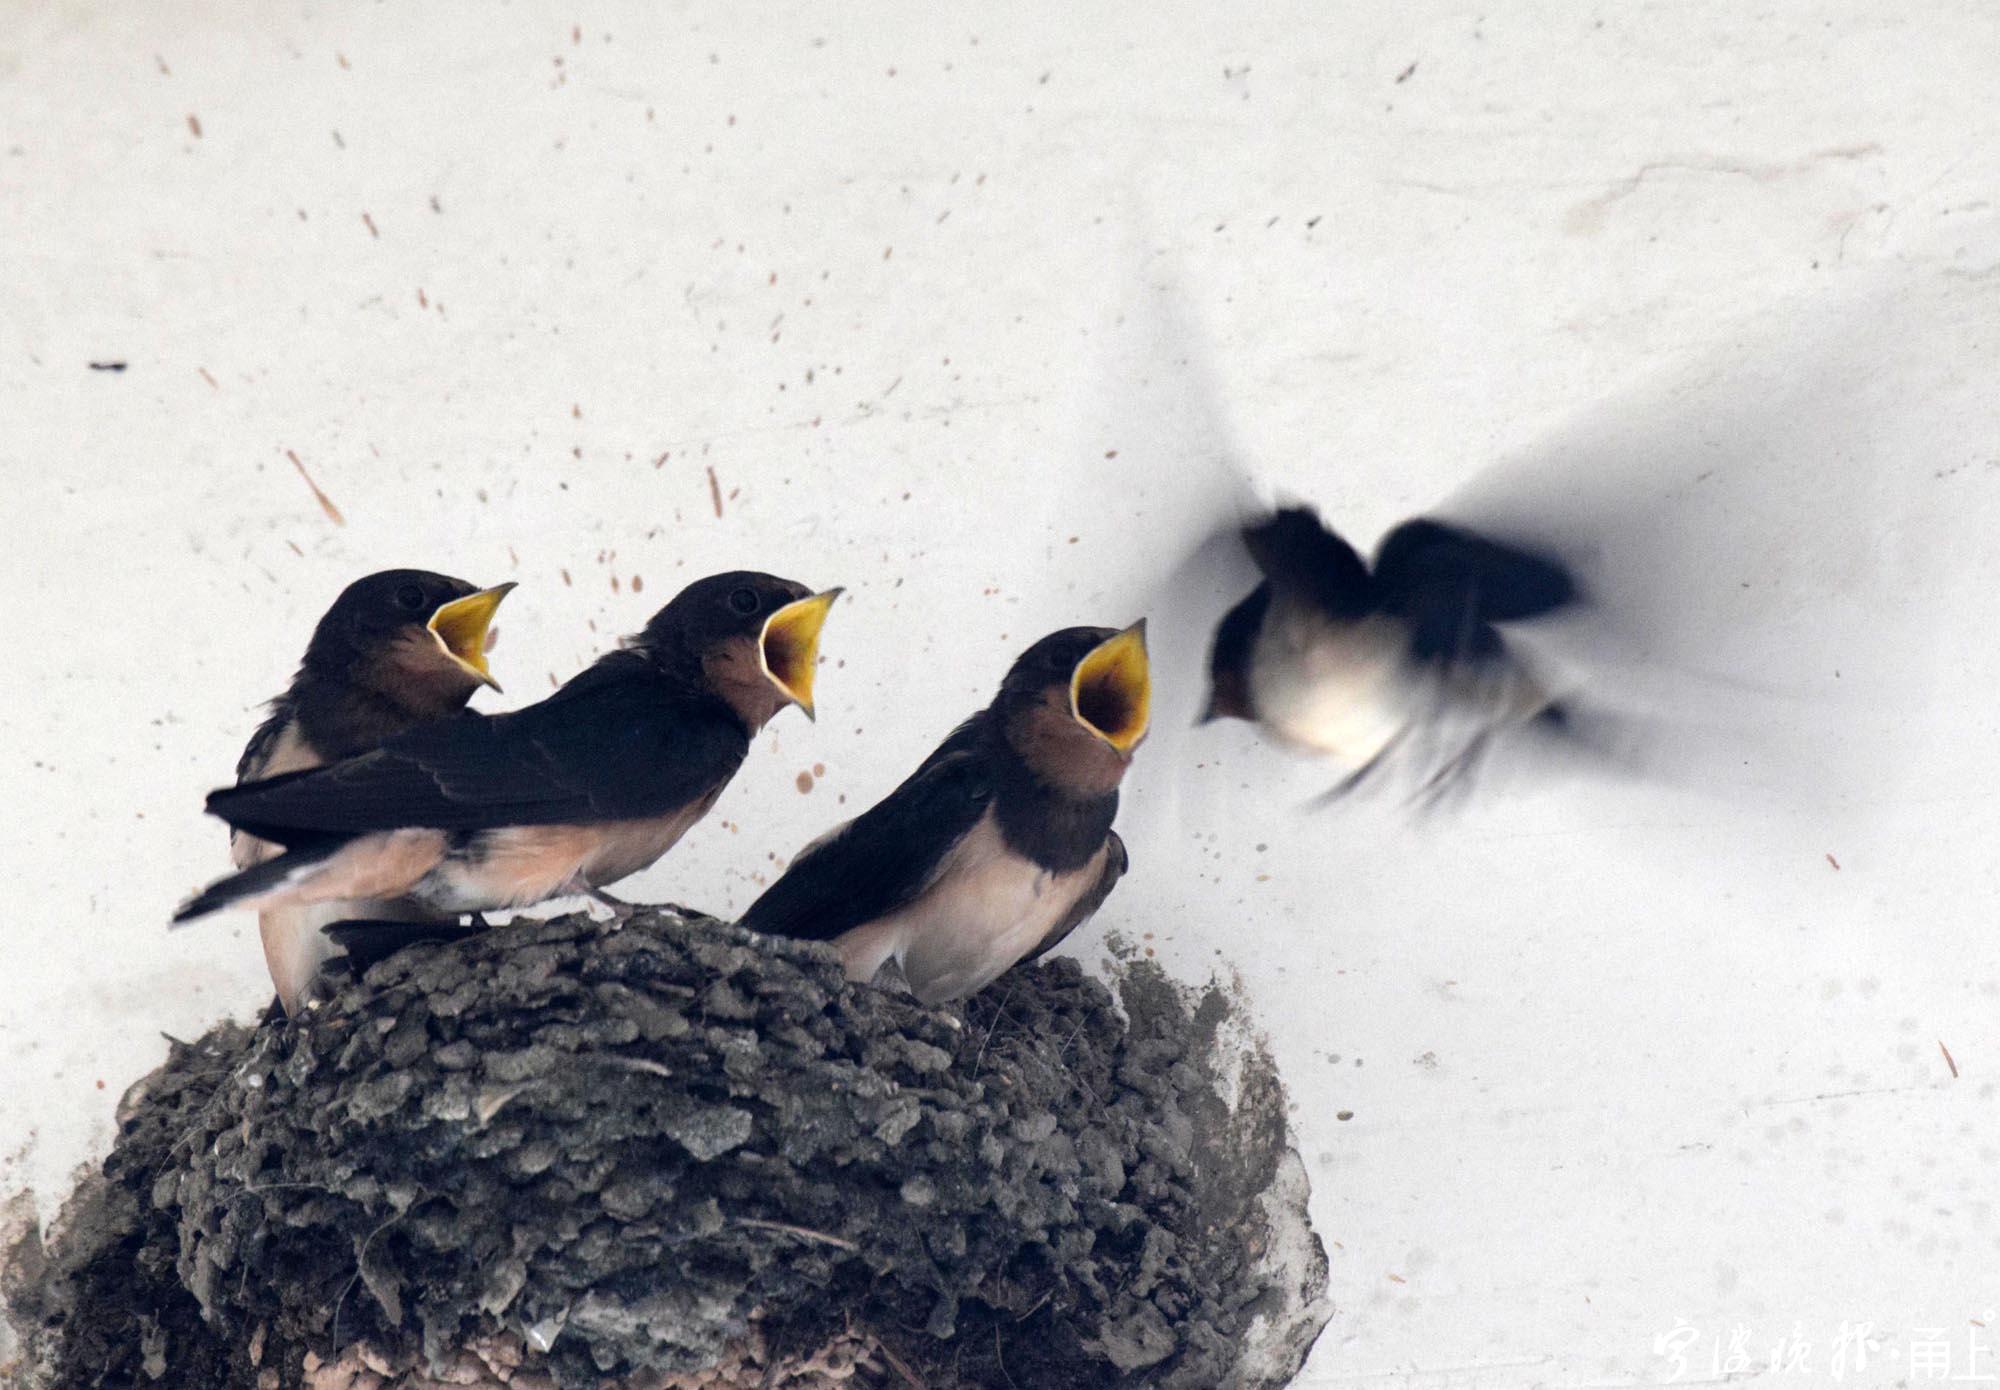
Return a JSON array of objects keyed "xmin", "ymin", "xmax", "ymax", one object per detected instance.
[
  {"xmin": 1444, "ymin": 267, "xmax": 1981, "ymax": 817},
  {"xmin": 1121, "ymin": 264, "xmax": 1988, "ymax": 830}
]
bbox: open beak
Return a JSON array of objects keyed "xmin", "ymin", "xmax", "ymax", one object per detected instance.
[
  {"xmin": 426, "ymin": 583, "xmax": 516, "ymax": 691},
  {"xmin": 1071, "ymin": 620, "xmax": 1151, "ymax": 754},
  {"xmin": 760, "ymin": 588, "xmax": 842, "ymax": 719}
]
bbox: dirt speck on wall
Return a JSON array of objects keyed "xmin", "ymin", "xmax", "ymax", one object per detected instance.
[{"xmin": 5, "ymin": 912, "xmax": 1329, "ymax": 1389}]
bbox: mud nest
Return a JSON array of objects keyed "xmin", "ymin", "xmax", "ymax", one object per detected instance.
[{"xmin": 9, "ymin": 911, "xmax": 1328, "ymax": 1389}]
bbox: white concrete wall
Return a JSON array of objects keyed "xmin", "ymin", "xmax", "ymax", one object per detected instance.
[{"xmin": 4, "ymin": 2, "xmax": 1998, "ymax": 1383}]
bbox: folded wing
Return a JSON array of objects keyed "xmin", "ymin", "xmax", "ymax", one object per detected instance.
[
  {"xmin": 739, "ymin": 718, "xmax": 996, "ymax": 943},
  {"xmin": 207, "ymin": 658, "xmax": 749, "ymax": 845}
]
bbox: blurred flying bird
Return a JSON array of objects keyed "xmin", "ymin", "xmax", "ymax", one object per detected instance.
[
  {"xmin": 1201, "ymin": 504, "xmax": 1582, "ymax": 802},
  {"xmin": 1107, "ymin": 263, "xmax": 1947, "ymax": 835}
]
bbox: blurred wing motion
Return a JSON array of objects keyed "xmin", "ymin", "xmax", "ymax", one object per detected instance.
[
  {"xmin": 1152, "ymin": 286, "xmax": 1953, "ymax": 818},
  {"xmin": 1205, "ymin": 504, "xmax": 1586, "ymax": 804},
  {"xmin": 1368, "ymin": 517, "xmax": 1578, "ymax": 658},
  {"xmin": 1427, "ymin": 302, "xmax": 1951, "ymax": 813},
  {"xmin": 1241, "ymin": 506, "xmax": 1374, "ymax": 619}
]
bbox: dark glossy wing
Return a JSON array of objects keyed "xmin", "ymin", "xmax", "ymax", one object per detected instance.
[
  {"xmin": 1241, "ymin": 507, "xmax": 1374, "ymax": 618},
  {"xmin": 207, "ymin": 655, "xmax": 749, "ymax": 844},
  {"xmin": 1022, "ymin": 829, "xmax": 1126, "ymax": 964},
  {"xmin": 1372, "ymin": 518, "xmax": 1579, "ymax": 663},
  {"xmin": 738, "ymin": 718, "xmax": 995, "ymax": 943},
  {"xmin": 1374, "ymin": 518, "xmax": 1577, "ymax": 621}
]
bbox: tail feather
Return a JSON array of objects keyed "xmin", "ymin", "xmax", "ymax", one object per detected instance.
[
  {"xmin": 323, "ymin": 918, "xmax": 483, "ymax": 975},
  {"xmin": 173, "ymin": 841, "xmax": 341, "ymax": 925}
]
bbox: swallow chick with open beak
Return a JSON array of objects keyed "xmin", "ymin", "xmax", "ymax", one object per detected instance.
[
  {"xmin": 739, "ymin": 622, "xmax": 1149, "ymax": 1004},
  {"xmin": 175, "ymin": 572, "xmax": 839, "ymax": 931},
  {"xmin": 1202, "ymin": 504, "xmax": 1579, "ymax": 802},
  {"xmin": 223, "ymin": 569, "xmax": 514, "ymax": 1015}
]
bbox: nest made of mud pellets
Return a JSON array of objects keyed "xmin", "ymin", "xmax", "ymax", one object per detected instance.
[{"xmin": 16, "ymin": 911, "xmax": 1329, "ymax": 1389}]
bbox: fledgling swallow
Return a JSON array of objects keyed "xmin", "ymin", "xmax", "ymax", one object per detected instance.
[
  {"xmin": 174, "ymin": 572, "xmax": 839, "ymax": 928},
  {"xmin": 739, "ymin": 622, "xmax": 1150, "ymax": 1004},
  {"xmin": 1202, "ymin": 504, "xmax": 1579, "ymax": 800},
  {"xmin": 224, "ymin": 569, "xmax": 514, "ymax": 1014}
]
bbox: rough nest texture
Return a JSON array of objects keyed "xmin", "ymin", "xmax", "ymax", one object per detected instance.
[{"xmin": 8, "ymin": 911, "xmax": 1328, "ymax": 1389}]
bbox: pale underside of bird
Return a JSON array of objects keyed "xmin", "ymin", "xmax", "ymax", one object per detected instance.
[
  {"xmin": 1244, "ymin": 596, "xmax": 1564, "ymax": 800},
  {"xmin": 811, "ymin": 808, "xmax": 1118, "ymax": 1005}
]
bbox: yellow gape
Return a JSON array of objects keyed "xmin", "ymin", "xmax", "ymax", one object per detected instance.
[
  {"xmin": 1071, "ymin": 621, "xmax": 1151, "ymax": 753},
  {"xmin": 426, "ymin": 583, "xmax": 517, "ymax": 691},
  {"xmin": 759, "ymin": 588, "xmax": 844, "ymax": 719}
]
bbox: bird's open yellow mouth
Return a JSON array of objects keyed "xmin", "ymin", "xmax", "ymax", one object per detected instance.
[
  {"xmin": 426, "ymin": 583, "xmax": 516, "ymax": 691},
  {"xmin": 1071, "ymin": 620, "xmax": 1151, "ymax": 753},
  {"xmin": 760, "ymin": 589, "xmax": 842, "ymax": 718}
]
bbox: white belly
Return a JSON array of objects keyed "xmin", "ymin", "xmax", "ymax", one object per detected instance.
[
  {"xmin": 838, "ymin": 812, "xmax": 1106, "ymax": 1005},
  {"xmin": 1249, "ymin": 603, "xmax": 1562, "ymax": 793},
  {"xmin": 1249, "ymin": 610, "xmax": 1419, "ymax": 772}
]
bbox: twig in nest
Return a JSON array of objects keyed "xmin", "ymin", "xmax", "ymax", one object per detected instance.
[
  {"xmin": 332, "ymin": 1210, "xmax": 407, "ymax": 1348},
  {"xmin": 996, "ymin": 1325, "xmax": 1020, "ymax": 1390},
  {"xmin": 1058, "ymin": 1015, "xmax": 1088, "ymax": 1060},
  {"xmin": 1014, "ymin": 1289, "xmax": 1054, "ymax": 1322},
  {"xmin": 1053, "ymin": 1019, "xmax": 1103, "ymax": 1108},
  {"xmin": 235, "ymin": 1180, "xmax": 338, "ymax": 1198},
  {"xmin": 971, "ymin": 986, "xmax": 1016, "ymax": 1080},
  {"xmin": 169, "ymin": 1025, "xmax": 282, "ymax": 1158},
  {"xmin": 732, "ymin": 1217, "xmax": 859, "ymax": 1251},
  {"xmin": 877, "ymin": 1340, "xmax": 927, "ymax": 1389}
]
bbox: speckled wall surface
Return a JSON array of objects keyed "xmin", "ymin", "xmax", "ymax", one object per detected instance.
[{"xmin": 3, "ymin": 2, "xmax": 1997, "ymax": 1384}]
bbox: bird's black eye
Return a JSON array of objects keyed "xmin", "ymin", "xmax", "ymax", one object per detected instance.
[
  {"xmin": 1045, "ymin": 645, "xmax": 1074, "ymax": 672},
  {"xmin": 728, "ymin": 586, "xmax": 762, "ymax": 616},
  {"xmin": 395, "ymin": 583, "xmax": 428, "ymax": 612}
]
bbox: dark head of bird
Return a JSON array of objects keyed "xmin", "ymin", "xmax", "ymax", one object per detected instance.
[
  {"xmin": 300, "ymin": 569, "xmax": 516, "ymax": 715},
  {"xmin": 630, "ymin": 570, "xmax": 842, "ymax": 730},
  {"xmin": 995, "ymin": 621, "xmax": 1151, "ymax": 797},
  {"xmin": 1200, "ymin": 583, "xmax": 1271, "ymax": 724}
]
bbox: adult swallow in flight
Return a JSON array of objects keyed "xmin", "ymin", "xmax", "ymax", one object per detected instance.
[
  {"xmin": 224, "ymin": 569, "xmax": 514, "ymax": 1014},
  {"xmin": 1201, "ymin": 504, "xmax": 1579, "ymax": 800},
  {"xmin": 175, "ymin": 572, "xmax": 839, "ymax": 928},
  {"xmin": 739, "ymin": 622, "xmax": 1149, "ymax": 1004}
]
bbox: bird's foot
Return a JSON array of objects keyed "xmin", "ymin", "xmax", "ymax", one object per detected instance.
[
  {"xmin": 584, "ymin": 887, "xmax": 639, "ymax": 927},
  {"xmin": 1409, "ymin": 731, "xmax": 1492, "ymax": 813},
  {"xmin": 1302, "ymin": 747, "xmax": 1392, "ymax": 812}
]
